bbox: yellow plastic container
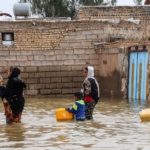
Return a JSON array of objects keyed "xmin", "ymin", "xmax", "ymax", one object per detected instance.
[
  {"xmin": 56, "ymin": 108, "xmax": 74, "ymax": 121},
  {"xmin": 140, "ymin": 109, "xmax": 150, "ymax": 122}
]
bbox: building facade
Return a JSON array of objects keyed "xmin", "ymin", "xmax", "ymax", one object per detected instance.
[{"xmin": 0, "ymin": 6, "xmax": 150, "ymax": 99}]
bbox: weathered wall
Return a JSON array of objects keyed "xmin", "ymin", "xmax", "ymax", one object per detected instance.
[
  {"xmin": 0, "ymin": 20, "xmax": 103, "ymax": 97},
  {"xmin": 99, "ymin": 54, "xmax": 122, "ymax": 97},
  {"xmin": 96, "ymin": 42, "xmax": 150, "ymax": 99},
  {"xmin": 97, "ymin": 45, "xmax": 127, "ymax": 98},
  {"xmin": 0, "ymin": 19, "xmax": 148, "ymax": 98},
  {"xmin": 74, "ymin": 6, "xmax": 150, "ymax": 21},
  {"xmin": 15, "ymin": 17, "xmax": 69, "ymax": 21}
]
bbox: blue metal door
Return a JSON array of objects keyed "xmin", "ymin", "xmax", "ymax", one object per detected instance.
[{"xmin": 128, "ymin": 51, "xmax": 148, "ymax": 100}]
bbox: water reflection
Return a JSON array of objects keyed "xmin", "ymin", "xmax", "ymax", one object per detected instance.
[
  {"xmin": 129, "ymin": 98, "xmax": 146, "ymax": 106},
  {"xmin": 128, "ymin": 98, "xmax": 148, "ymax": 114},
  {"xmin": 6, "ymin": 124, "xmax": 26, "ymax": 147},
  {"xmin": 0, "ymin": 97, "xmax": 150, "ymax": 149}
]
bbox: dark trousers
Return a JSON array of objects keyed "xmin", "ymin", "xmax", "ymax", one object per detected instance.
[
  {"xmin": 76, "ymin": 119, "xmax": 85, "ymax": 121},
  {"xmin": 85, "ymin": 100, "xmax": 95, "ymax": 120}
]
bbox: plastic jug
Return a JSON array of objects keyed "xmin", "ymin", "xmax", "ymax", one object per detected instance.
[
  {"xmin": 140, "ymin": 109, "xmax": 150, "ymax": 122},
  {"xmin": 56, "ymin": 108, "xmax": 74, "ymax": 121}
]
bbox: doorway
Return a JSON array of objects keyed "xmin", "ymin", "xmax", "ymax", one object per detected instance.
[{"xmin": 128, "ymin": 46, "xmax": 148, "ymax": 100}]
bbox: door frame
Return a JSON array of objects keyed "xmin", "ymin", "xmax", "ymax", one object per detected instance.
[{"xmin": 127, "ymin": 45, "xmax": 148, "ymax": 99}]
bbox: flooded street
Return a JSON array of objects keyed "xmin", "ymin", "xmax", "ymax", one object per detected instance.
[{"xmin": 0, "ymin": 97, "xmax": 150, "ymax": 150}]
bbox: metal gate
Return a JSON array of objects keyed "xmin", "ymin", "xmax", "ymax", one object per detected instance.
[{"xmin": 128, "ymin": 45, "xmax": 148, "ymax": 100}]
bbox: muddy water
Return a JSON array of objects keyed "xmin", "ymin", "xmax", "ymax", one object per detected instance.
[{"xmin": 0, "ymin": 97, "xmax": 150, "ymax": 150}]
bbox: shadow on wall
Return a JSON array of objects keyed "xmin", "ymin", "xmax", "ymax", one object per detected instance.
[{"xmin": 99, "ymin": 69, "xmax": 123, "ymax": 98}]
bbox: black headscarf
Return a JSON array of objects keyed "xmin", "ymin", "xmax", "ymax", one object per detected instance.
[{"xmin": 9, "ymin": 67, "xmax": 21, "ymax": 79}]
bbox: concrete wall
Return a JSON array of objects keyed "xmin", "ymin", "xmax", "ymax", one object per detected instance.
[
  {"xmin": 97, "ymin": 45, "xmax": 127, "ymax": 98},
  {"xmin": 99, "ymin": 54, "xmax": 119, "ymax": 97},
  {"xmin": 99, "ymin": 52, "xmax": 127, "ymax": 98}
]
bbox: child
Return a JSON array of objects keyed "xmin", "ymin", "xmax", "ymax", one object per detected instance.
[{"xmin": 66, "ymin": 92, "xmax": 85, "ymax": 121}]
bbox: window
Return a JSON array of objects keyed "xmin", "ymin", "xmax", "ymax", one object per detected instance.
[
  {"xmin": 2, "ymin": 33, "xmax": 14, "ymax": 46},
  {"xmin": 110, "ymin": 37, "xmax": 123, "ymax": 42}
]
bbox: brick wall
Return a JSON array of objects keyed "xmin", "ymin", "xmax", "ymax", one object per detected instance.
[
  {"xmin": 0, "ymin": 19, "xmax": 147, "ymax": 98},
  {"xmin": 0, "ymin": 20, "xmax": 102, "ymax": 97},
  {"xmin": 15, "ymin": 17, "xmax": 69, "ymax": 21},
  {"xmin": 74, "ymin": 6, "xmax": 150, "ymax": 20}
]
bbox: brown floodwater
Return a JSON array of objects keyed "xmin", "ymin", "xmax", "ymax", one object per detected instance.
[{"xmin": 0, "ymin": 97, "xmax": 150, "ymax": 150}]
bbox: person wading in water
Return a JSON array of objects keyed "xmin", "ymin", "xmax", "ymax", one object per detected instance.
[
  {"xmin": 82, "ymin": 66, "xmax": 100, "ymax": 120},
  {"xmin": 1, "ymin": 67, "xmax": 26, "ymax": 123}
]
